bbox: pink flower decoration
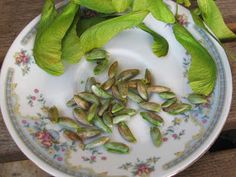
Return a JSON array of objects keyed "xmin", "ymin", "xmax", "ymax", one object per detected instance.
[
  {"xmin": 31, "ymin": 96, "xmax": 36, "ymax": 101},
  {"xmin": 57, "ymin": 157, "xmax": 63, "ymax": 161},
  {"xmin": 34, "ymin": 89, "xmax": 39, "ymax": 93},
  {"xmin": 35, "ymin": 131, "xmax": 54, "ymax": 148},
  {"xmin": 172, "ymin": 134, "xmax": 178, "ymax": 139},
  {"xmin": 101, "ymin": 156, "xmax": 107, "ymax": 160},
  {"xmin": 21, "ymin": 120, "xmax": 27, "ymax": 124},
  {"xmin": 42, "ymin": 140, "xmax": 52, "ymax": 148},
  {"xmin": 35, "ymin": 131, "xmax": 44, "ymax": 139},
  {"xmin": 136, "ymin": 164, "xmax": 151, "ymax": 176},
  {"xmin": 177, "ymin": 14, "xmax": 188, "ymax": 26},
  {"xmin": 91, "ymin": 155, "xmax": 96, "ymax": 161},
  {"xmin": 202, "ymin": 119, "xmax": 207, "ymax": 124},
  {"xmin": 22, "ymin": 56, "xmax": 29, "ymax": 64},
  {"xmin": 15, "ymin": 56, "xmax": 22, "ymax": 64},
  {"xmin": 162, "ymin": 137, "xmax": 168, "ymax": 142},
  {"xmin": 19, "ymin": 51, "xmax": 25, "ymax": 57}
]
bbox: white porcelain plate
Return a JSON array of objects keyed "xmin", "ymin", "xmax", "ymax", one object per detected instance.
[{"xmin": 0, "ymin": 1, "xmax": 232, "ymax": 177}]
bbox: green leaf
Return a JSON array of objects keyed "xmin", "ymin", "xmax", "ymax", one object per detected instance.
[
  {"xmin": 173, "ymin": 24, "xmax": 217, "ymax": 96},
  {"xmin": 73, "ymin": 0, "xmax": 116, "ymax": 14},
  {"xmin": 147, "ymin": 0, "xmax": 175, "ymax": 23},
  {"xmin": 86, "ymin": 48, "xmax": 108, "ymax": 62},
  {"xmin": 132, "ymin": 0, "xmax": 175, "ymax": 23},
  {"xmin": 62, "ymin": 14, "xmax": 83, "ymax": 64},
  {"xmin": 190, "ymin": 9, "xmax": 208, "ymax": 31},
  {"xmin": 36, "ymin": 0, "xmax": 57, "ymax": 41},
  {"xmin": 190, "ymin": 9, "xmax": 220, "ymax": 43},
  {"xmin": 132, "ymin": 0, "xmax": 149, "ymax": 11},
  {"xmin": 112, "ymin": 0, "xmax": 132, "ymax": 13},
  {"xmin": 77, "ymin": 17, "xmax": 107, "ymax": 36},
  {"xmin": 138, "ymin": 23, "xmax": 169, "ymax": 57},
  {"xmin": 94, "ymin": 58, "xmax": 109, "ymax": 75},
  {"xmin": 197, "ymin": 0, "xmax": 236, "ymax": 41},
  {"xmin": 80, "ymin": 11, "xmax": 148, "ymax": 54},
  {"xmin": 34, "ymin": 1, "xmax": 79, "ymax": 75}
]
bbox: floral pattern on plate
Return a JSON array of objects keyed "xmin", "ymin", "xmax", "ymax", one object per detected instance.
[
  {"xmin": 119, "ymin": 157, "xmax": 160, "ymax": 177},
  {"xmin": 14, "ymin": 49, "xmax": 33, "ymax": 75}
]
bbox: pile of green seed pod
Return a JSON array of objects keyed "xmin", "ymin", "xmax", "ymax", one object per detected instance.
[{"xmin": 48, "ymin": 58, "xmax": 208, "ymax": 153}]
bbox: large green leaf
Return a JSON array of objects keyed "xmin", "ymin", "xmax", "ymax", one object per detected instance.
[
  {"xmin": 147, "ymin": 0, "xmax": 175, "ymax": 23},
  {"xmin": 73, "ymin": 0, "xmax": 116, "ymax": 13},
  {"xmin": 138, "ymin": 23, "xmax": 169, "ymax": 57},
  {"xmin": 35, "ymin": 0, "xmax": 57, "ymax": 42},
  {"xmin": 132, "ymin": 0, "xmax": 149, "ymax": 11},
  {"xmin": 132, "ymin": 0, "xmax": 175, "ymax": 23},
  {"xmin": 62, "ymin": 14, "xmax": 83, "ymax": 64},
  {"xmin": 77, "ymin": 17, "xmax": 107, "ymax": 36},
  {"xmin": 112, "ymin": 0, "xmax": 133, "ymax": 13},
  {"xmin": 197, "ymin": 0, "xmax": 236, "ymax": 41},
  {"xmin": 33, "ymin": 1, "xmax": 79, "ymax": 75},
  {"xmin": 80, "ymin": 11, "xmax": 149, "ymax": 53},
  {"xmin": 190, "ymin": 9, "xmax": 208, "ymax": 31},
  {"xmin": 173, "ymin": 24, "xmax": 217, "ymax": 96}
]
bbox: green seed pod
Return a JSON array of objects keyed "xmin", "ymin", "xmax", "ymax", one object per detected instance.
[
  {"xmin": 159, "ymin": 91, "xmax": 176, "ymax": 100},
  {"xmin": 102, "ymin": 112, "xmax": 113, "ymax": 129},
  {"xmin": 187, "ymin": 93, "xmax": 208, "ymax": 104},
  {"xmin": 66, "ymin": 98, "xmax": 77, "ymax": 107},
  {"xmin": 111, "ymin": 102, "xmax": 125, "ymax": 114},
  {"xmin": 87, "ymin": 103, "xmax": 98, "ymax": 122},
  {"xmin": 140, "ymin": 112, "xmax": 164, "ymax": 126},
  {"xmin": 113, "ymin": 115, "xmax": 131, "ymax": 124},
  {"xmin": 58, "ymin": 117, "xmax": 80, "ymax": 129},
  {"xmin": 101, "ymin": 77, "xmax": 116, "ymax": 90},
  {"xmin": 74, "ymin": 95, "xmax": 90, "ymax": 110},
  {"xmin": 77, "ymin": 128, "xmax": 101, "ymax": 140},
  {"xmin": 150, "ymin": 127, "xmax": 162, "ymax": 147},
  {"xmin": 86, "ymin": 48, "xmax": 107, "ymax": 62},
  {"xmin": 137, "ymin": 80, "xmax": 148, "ymax": 100},
  {"xmin": 94, "ymin": 58, "xmax": 109, "ymax": 75},
  {"xmin": 147, "ymin": 85, "xmax": 170, "ymax": 93},
  {"xmin": 139, "ymin": 102, "xmax": 161, "ymax": 112},
  {"xmin": 111, "ymin": 85, "xmax": 125, "ymax": 101},
  {"xmin": 93, "ymin": 115, "xmax": 112, "ymax": 133},
  {"xmin": 114, "ymin": 108, "xmax": 137, "ymax": 116},
  {"xmin": 163, "ymin": 103, "xmax": 192, "ymax": 115},
  {"xmin": 127, "ymin": 79, "xmax": 141, "ymax": 88},
  {"xmin": 144, "ymin": 69, "xmax": 152, "ymax": 85},
  {"xmin": 98, "ymin": 99, "xmax": 111, "ymax": 116},
  {"xmin": 84, "ymin": 136, "xmax": 110, "ymax": 149},
  {"xmin": 118, "ymin": 82, "xmax": 129, "ymax": 99},
  {"xmin": 128, "ymin": 90, "xmax": 143, "ymax": 103},
  {"xmin": 63, "ymin": 129, "xmax": 81, "ymax": 141},
  {"xmin": 73, "ymin": 108, "xmax": 92, "ymax": 126},
  {"xmin": 78, "ymin": 92, "xmax": 100, "ymax": 105},
  {"xmin": 161, "ymin": 98, "xmax": 177, "ymax": 108},
  {"xmin": 117, "ymin": 122, "xmax": 136, "ymax": 143},
  {"xmin": 108, "ymin": 61, "xmax": 118, "ymax": 78},
  {"xmin": 48, "ymin": 106, "xmax": 59, "ymax": 123},
  {"xmin": 91, "ymin": 85, "xmax": 112, "ymax": 99},
  {"xmin": 117, "ymin": 69, "xmax": 140, "ymax": 82},
  {"xmin": 104, "ymin": 142, "xmax": 129, "ymax": 154},
  {"xmin": 85, "ymin": 77, "xmax": 97, "ymax": 92}
]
